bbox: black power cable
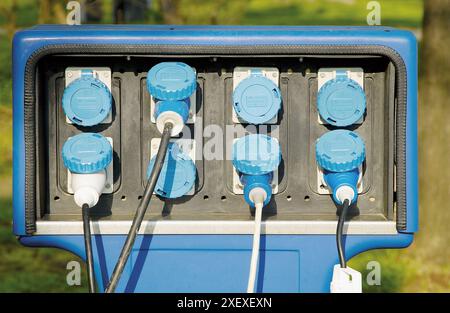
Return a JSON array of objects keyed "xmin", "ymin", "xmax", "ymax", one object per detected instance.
[
  {"xmin": 82, "ymin": 203, "xmax": 96, "ymax": 293},
  {"xmin": 105, "ymin": 122, "xmax": 173, "ymax": 293},
  {"xmin": 336, "ymin": 199, "xmax": 350, "ymax": 268}
]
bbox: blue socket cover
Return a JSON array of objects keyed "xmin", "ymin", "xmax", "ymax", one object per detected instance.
[
  {"xmin": 147, "ymin": 142, "xmax": 196, "ymax": 198},
  {"xmin": 316, "ymin": 130, "xmax": 365, "ymax": 172},
  {"xmin": 62, "ymin": 133, "xmax": 112, "ymax": 174},
  {"xmin": 232, "ymin": 134, "xmax": 281, "ymax": 175},
  {"xmin": 317, "ymin": 72, "xmax": 366, "ymax": 127},
  {"xmin": 233, "ymin": 75, "xmax": 281, "ymax": 124},
  {"xmin": 147, "ymin": 62, "xmax": 196, "ymax": 101},
  {"xmin": 62, "ymin": 70, "xmax": 112, "ymax": 126},
  {"xmin": 155, "ymin": 100, "xmax": 190, "ymax": 123}
]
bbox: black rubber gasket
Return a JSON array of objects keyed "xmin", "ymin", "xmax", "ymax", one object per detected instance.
[{"xmin": 22, "ymin": 44, "xmax": 407, "ymax": 234}]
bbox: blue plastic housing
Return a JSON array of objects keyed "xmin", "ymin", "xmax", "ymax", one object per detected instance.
[
  {"xmin": 316, "ymin": 130, "xmax": 365, "ymax": 204},
  {"xmin": 232, "ymin": 134, "xmax": 281, "ymax": 175},
  {"xmin": 62, "ymin": 70, "xmax": 112, "ymax": 126},
  {"xmin": 324, "ymin": 169, "xmax": 360, "ymax": 204},
  {"xmin": 233, "ymin": 75, "xmax": 281, "ymax": 124},
  {"xmin": 316, "ymin": 130, "xmax": 366, "ymax": 172},
  {"xmin": 62, "ymin": 133, "xmax": 112, "ymax": 174},
  {"xmin": 146, "ymin": 142, "xmax": 196, "ymax": 199},
  {"xmin": 12, "ymin": 25, "xmax": 418, "ymax": 292},
  {"xmin": 317, "ymin": 71, "xmax": 366, "ymax": 127},
  {"xmin": 154, "ymin": 100, "xmax": 190, "ymax": 124},
  {"xmin": 147, "ymin": 62, "xmax": 196, "ymax": 101},
  {"xmin": 240, "ymin": 173, "xmax": 273, "ymax": 207},
  {"xmin": 232, "ymin": 134, "xmax": 281, "ymax": 207}
]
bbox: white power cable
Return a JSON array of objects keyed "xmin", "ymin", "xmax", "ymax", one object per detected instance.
[
  {"xmin": 247, "ymin": 188, "xmax": 266, "ymax": 293},
  {"xmin": 247, "ymin": 201, "xmax": 263, "ymax": 293}
]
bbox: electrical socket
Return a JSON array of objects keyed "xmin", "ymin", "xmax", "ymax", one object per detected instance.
[
  {"xmin": 64, "ymin": 67, "xmax": 113, "ymax": 124},
  {"xmin": 232, "ymin": 67, "xmax": 279, "ymax": 124},
  {"xmin": 150, "ymin": 138, "xmax": 197, "ymax": 196}
]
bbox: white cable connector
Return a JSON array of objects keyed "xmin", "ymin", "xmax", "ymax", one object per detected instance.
[
  {"xmin": 247, "ymin": 187, "xmax": 267, "ymax": 293},
  {"xmin": 330, "ymin": 264, "xmax": 362, "ymax": 293},
  {"xmin": 156, "ymin": 111, "xmax": 184, "ymax": 136},
  {"xmin": 335, "ymin": 185, "xmax": 354, "ymax": 205},
  {"xmin": 71, "ymin": 170, "xmax": 107, "ymax": 208}
]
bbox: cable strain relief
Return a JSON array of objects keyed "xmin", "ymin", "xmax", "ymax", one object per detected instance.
[
  {"xmin": 74, "ymin": 187, "xmax": 100, "ymax": 208},
  {"xmin": 156, "ymin": 111, "xmax": 183, "ymax": 136},
  {"xmin": 335, "ymin": 185, "xmax": 355, "ymax": 205},
  {"xmin": 249, "ymin": 187, "xmax": 268, "ymax": 207}
]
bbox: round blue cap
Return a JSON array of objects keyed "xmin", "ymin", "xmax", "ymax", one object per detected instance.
[
  {"xmin": 233, "ymin": 76, "xmax": 281, "ymax": 124},
  {"xmin": 147, "ymin": 62, "xmax": 196, "ymax": 101},
  {"xmin": 147, "ymin": 142, "xmax": 196, "ymax": 198},
  {"xmin": 155, "ymin": 100, "xmax": 190, "ymax": 123},
  {"xmin": 62, "ymin": 74, "xmax": 112, "ymax": 126},
  {"xmin": 317, "ymin": 75, "xmax": 366, "ymax": 127},
  {"xmin": 316, "ymin": 130, "xmax": 365, "ymax": 172},
  {"xmin": 232, "ymin": 134, "xmax": 281, "ymax": 175},
  {"xmin": 62, "ymin": 133, "xmax": 112, "ymax": 174}
]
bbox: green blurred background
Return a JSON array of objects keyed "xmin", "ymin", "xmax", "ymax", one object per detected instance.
[{"xmin": 0, "ymin": 0, "xmax": 448, "ymax": 292}]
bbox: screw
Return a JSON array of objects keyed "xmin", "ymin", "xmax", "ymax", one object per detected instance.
[
  {"xmin": 320, "ymin": 73, "xmax": 326, "ymax": 78},
  {"xmin": 67, "ymin": 71, "xmax": 73, "ymax": 78}
]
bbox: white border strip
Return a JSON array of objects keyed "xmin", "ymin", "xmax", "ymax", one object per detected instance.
[{"xmin": 35, "ymin": 220, "xmax": 397, "ymax": 235}]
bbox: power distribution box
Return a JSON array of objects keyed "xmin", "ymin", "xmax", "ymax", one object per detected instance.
[{"xmin": 13, "ymin": 25, "xmax": 418, "ymax": 292}]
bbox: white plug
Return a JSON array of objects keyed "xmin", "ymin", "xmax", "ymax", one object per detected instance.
[
  {"xmin": 249, "ymin": 187, "xmax": 267, "ymax": 206},
  {"xmin": 330, "ymin": 264, "xmax": 362, "ymax": 293},
  {"xmin": 335, "ymin": 185, "xmax": 355, "ymax": 205},
  {"xmin": 156, "ymin": 111, "xmax": 184, "ymax": 136},
  {"xmin": 71, "ymin": 170, "xmax": 107, "ymax": 208}
]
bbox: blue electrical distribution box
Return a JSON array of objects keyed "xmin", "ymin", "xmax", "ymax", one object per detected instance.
[{"xmin": 12, "ymin": 25, "xmax": 418, "ymax": 292}]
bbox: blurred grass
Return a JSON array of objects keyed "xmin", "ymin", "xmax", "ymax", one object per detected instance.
[
  {"xmin": 244, "ymin": 0, "xmax": 423, "ymax": 28},
  {"xmin": 0, "ymin": 0, "xmax": 38, "ymax": 27},
  {"xmin": 1, "ymin": 0, "xmax": 445, "ymax": 293},
  {"xmin": 0, "ymin": 106, "xmax": 12, "ymax": 178},
  {"xmin": 0, "ymin": 198, "xmax": 88, "ymax": 292},
  {"xmin": 349, "ymin": 249, "xmax": 413, "ymax": 292},
  {"xmin": 0, "ymin": 107, "xmax": 88, "ymax": 292},
  {"xmin": 0, "ymin": 34, "xmax": 12, "ymax": 108}
]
